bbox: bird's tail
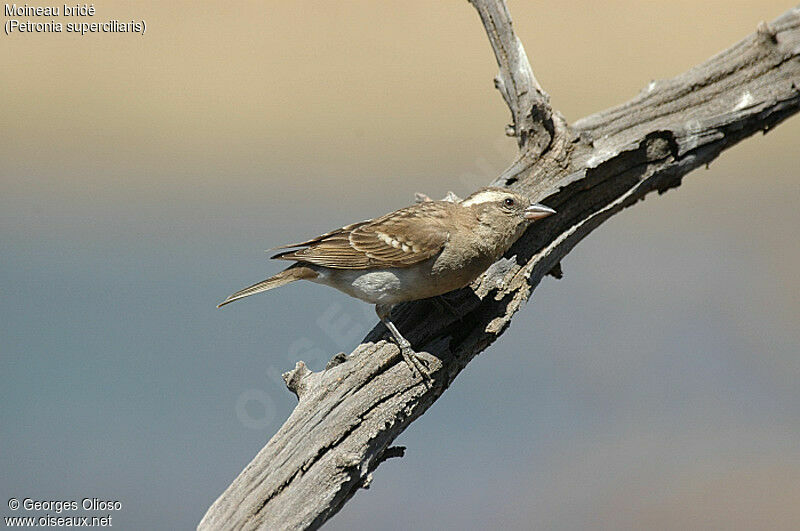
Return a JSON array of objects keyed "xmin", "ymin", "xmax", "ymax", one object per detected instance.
[{"xmin": 217, "ymin": 264, "xmax": 317, "ymax": 308}]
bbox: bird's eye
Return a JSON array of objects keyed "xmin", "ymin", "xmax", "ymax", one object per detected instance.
[{"xmin": 504, "ymin": 198, "xmax": 515, "ymax": 207}]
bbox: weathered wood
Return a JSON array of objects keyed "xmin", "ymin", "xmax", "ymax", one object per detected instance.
[
  {"xmin": 468, "ymin": 0, "xmax": 562, "ymax": 155},
  {"xmin": 199, "ymin": 3, "xmax": 800, "ymax": 530}
]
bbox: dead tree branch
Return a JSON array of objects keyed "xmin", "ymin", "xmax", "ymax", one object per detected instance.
[
  {"xmin": 468, "ymin": 0, "xmax": 562, "ymax": 156},
  {"xmin": 200, "ymin": 3, "xmax": 800, "ymax": 530}
]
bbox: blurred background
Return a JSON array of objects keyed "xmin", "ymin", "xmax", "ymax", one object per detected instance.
[{"xmin": 2, "ymin": 1, "xmax": 799, "ymax": 529}]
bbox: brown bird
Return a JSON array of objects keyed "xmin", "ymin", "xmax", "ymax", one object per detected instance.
[{"xmin": 218, "ymin": 187, "xmax": 555, "ymax": 378}]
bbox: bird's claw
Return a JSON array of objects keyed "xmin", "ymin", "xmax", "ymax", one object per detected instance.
[{"xmin": 398, "ymin": 344, "xmax": 433, "ymax": 382}]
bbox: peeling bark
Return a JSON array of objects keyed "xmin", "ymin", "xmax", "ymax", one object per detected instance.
[{"xmin": 199, "ymin": 3, "xmax": 800, "ymax": 530}]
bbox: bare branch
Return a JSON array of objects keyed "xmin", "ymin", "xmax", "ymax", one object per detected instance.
[
  {"xmin": 200, "ymin": 5, "xmax": 800, "ymax": 530},
  {"xmin": 469, "ymin": 0, "xmax": 560, "ymax": 155}
]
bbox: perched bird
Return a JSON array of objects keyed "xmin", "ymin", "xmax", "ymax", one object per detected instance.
[{"xmin": 218, "ymin": 187, "xmax": 555, "ymax": 378}]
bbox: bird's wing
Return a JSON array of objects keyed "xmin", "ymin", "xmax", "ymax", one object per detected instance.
[
  {"xmin": 271, "ymin": 201, "xmax": 452, "ymax": 269},
  {"xmin": 270, "ymin": 221, "xmax": 370, "ymax": 250}
]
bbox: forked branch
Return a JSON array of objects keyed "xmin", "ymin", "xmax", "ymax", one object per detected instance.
[{"xmin": 469, "ymin": 0, "xmax": 560, "ymax": 156}]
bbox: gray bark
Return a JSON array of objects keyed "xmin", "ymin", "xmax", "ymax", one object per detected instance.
[{"xmin": 199, "ymin": 3, "xmax": 800, "ymax": 530}]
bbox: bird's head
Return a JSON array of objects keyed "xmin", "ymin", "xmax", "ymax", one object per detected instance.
[{"xmin": 461, "ymin": 187, "xmax": 556, "ymax": 249}]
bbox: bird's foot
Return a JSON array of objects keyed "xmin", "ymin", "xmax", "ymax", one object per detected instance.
[
  {"xmin": 377, "ymin": 308, "xmax": 435, "ymax": 383},
  {"xmin": 395, "ymin": 338, "xmax": 433, "ymax": 382}
]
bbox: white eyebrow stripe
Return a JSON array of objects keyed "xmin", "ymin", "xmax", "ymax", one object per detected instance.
[{"xmin": 461, "ymin": 190, "xmax": 510, "ymax": 206}]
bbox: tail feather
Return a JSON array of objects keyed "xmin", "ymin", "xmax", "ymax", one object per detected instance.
[{"xmin": 217, "ymin": 265, "xmax": 317, "ymax": 308}]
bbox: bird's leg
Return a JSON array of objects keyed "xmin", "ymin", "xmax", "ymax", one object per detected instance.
[
  {"xmin": 375, "ymin": 304, "xmax": 431, "ymax": 380},
  {"xmin": 385, "ymin": 319, "xmax": 430, "ymax": 379}
]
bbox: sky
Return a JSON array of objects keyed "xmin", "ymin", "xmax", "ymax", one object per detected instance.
[{"xmin": 2, "ymin": 1, "xmax": 799, "ymax": 529}]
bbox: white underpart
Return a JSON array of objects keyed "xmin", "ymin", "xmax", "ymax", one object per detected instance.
[
  {"xmin": 310, "ymin": 267, "xmax": 430, "ymax": 305},
  {"xmin": 462, "ymin": 190, "xmax": 511, "ymax": 206}
]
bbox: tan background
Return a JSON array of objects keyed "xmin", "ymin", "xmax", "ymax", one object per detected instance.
[{"xmin": 2, "ymin": 2, "xmax": 798, "ymax": 529}]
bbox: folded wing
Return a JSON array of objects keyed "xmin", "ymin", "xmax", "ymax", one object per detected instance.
[{"xmin": 271, "ymin": 201, "xmax": 452, "ymax": 269}]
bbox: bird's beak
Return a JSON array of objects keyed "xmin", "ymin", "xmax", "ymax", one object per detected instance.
[{"xmin": 524, "ymin": 203, "xmax": 556, "ymax": 220}]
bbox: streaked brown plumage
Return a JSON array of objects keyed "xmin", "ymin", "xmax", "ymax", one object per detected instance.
[
  {"xmin": 219, "ymin": 187, "xmax": 555, "ymax": 378},
  {"xmin": 271, "ymin": 199, "xmax": 451, "ymax": 269}
]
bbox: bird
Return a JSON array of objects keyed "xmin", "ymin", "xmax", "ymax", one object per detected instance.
[{"xmin": 218, "ymin": 187, "xmax": 555, "ymax": 378}]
